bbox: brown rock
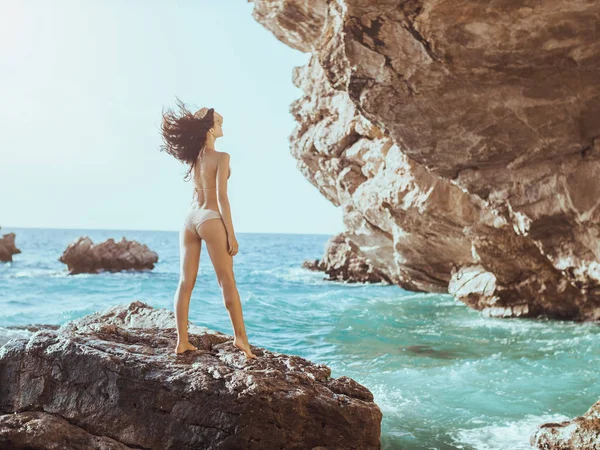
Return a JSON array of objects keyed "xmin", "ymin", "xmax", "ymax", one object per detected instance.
[
  {"xmin": 0, "ymin": 301, "xmax": 382, "ymax": 450},
  {"xmin": 249, "ymin": 0, "xmax": 600, "ymax": 321},
  {"xmin": 531, "ymin": 399, "xmax": 600, "ymax": 449},
  {"xmin": 0, "ymin": 411, "xmax": 135, "ymax": 449},
  {"xmin": 0, "ymin": 227, "xmax": 21, "ymax": 263},
  {"xmin": 59, "ymin": 236, "xmax": 159, "ymax": 274},
  {"xmin": 303, "ymin": 232, "xmax": 392, "ymax": 284}
]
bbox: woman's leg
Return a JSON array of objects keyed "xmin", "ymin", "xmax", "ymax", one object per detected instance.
[
  {"xmin": 198, "ymin": 219, "xmax": 256, "ymax": 359},
  {"xmin": 174, "ymin": 223, "xmax": 201, "ymax": 354}
]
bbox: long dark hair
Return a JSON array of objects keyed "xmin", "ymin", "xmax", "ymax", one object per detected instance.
[{"xmin": 159, "ymin": 97, "xmax": 215, "ymax": 182}]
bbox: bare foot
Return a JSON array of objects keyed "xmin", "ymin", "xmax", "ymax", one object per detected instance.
[
  {"xmin": 174, "ymin": 341, "xmax": 198, "ymax": 355},
  {"xmin": 233, "ymin": 338, "xmax": 257, "ymax": 359}
]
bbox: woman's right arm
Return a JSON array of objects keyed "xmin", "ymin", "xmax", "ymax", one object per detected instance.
[{"xmin": 216, "ymin": 153, "xmax": 237, "ymax": 251}]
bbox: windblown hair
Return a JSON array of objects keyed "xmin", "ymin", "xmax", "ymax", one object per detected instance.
[{"xmin": 159, "ymin": 97, "xmax": 215, "ymax": 182}]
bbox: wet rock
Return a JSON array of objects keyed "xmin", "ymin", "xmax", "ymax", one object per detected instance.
[
  {"xmin": 303, "ymin": 232, "xmax": 392, "ymax": 284},
  {"xmin": 531, "ymin": 399, "xmax": 600, "ymax": 449},
  {"xmin": 0, "ymin": 411, "xmax": 135, "ymax": 450},
  {"xmin": 0, "ymin": 301, "xmax": 382, "ymax": 450},
  {"xmin": 59, "ymin": 236, "xmax": 159, "ymax": 274},
  {"xmin": 249, "ymin": 0, "xmax": 600, "ymax": 321},
  {"xmin": 0, "ymin": 227, "xmax": 21, "ymax": 263}
]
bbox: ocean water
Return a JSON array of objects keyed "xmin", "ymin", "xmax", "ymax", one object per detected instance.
[{"xmin": 1, "ymin": 226, "xmax": 598, "ymax": 450}]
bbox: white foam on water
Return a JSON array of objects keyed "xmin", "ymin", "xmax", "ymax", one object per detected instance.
[
  {"xmin": 450, "ymin": 316, "xmax": 559, "ymax": 334},
  {"xmin": 369, "ymin": 381, "xmax": 421, "ymax": 419},
  {"xmin": 10, "ymin": 269, "xmax": 55, "ymax": 278},
  {"xmin": 450, "ymin": 413, "xmax": 571, "ymax": 450},
  {"xmin": 272, "ymin": 267, "xmax": 329, "ymax": 285},
  {"xmin": 0, "ymin": 327, "xmax": 32, "ymax": 347}
]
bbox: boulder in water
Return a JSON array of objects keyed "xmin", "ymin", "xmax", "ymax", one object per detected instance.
[
  {"xmin": 303, "ymin": 232, "xmax": 392, "ymax": 284},
  {"xmin": 0, "ymin": 227, "xmax": 21, "ymax": 263},
  {"xmin": 59, "ymin": 236, "xmax": 159, "ymax": 274}
]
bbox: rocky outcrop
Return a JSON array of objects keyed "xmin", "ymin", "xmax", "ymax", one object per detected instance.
[
  {"xmin": 0, "ymin": 301, "xmax": 382, "ymax": 450},
  {"xmin": 531, "ymin": 400, "xmax": 600, "ymax": 449},
  {"xmin": 303, "ymin": 232, "xmax": 393, "ymax": 283},
  {"xmin": 0, "ymin": 411, "xmax": 135, "ymax": 450},
  {"xmin": 59, "ymin": 236, "xmax": 159, "ymax": 274},
  {"xmin": 249, "ymin": 0, "xmax": 600, "ymax": 321},
  {"xmin": 0, "ymin": 227, "xmax": 21, "ymax": 262}
]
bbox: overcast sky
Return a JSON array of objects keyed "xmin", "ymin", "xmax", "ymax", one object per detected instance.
[{"xmin": 0, "ymin": 1, "xmax": 344, "ymax": 235}]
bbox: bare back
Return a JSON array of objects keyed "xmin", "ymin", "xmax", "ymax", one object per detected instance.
[{"xmin": 191, "ymin": 150, "xmax": 231, "ymax": 211}]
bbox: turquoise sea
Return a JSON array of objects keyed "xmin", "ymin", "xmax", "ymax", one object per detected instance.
[{"xmin": 1, "ymin": 226, "xmax": 598, "ymax": 449}]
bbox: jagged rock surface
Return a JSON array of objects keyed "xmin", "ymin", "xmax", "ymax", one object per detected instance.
[
  {"xmin": 0, "ymin": 411, "xmax": 135, "ymax": 450},
  {"xmin": 303, "ymin": 232, "xmax": 392, "ymax": 283},
  {"xmin": 0, "ymin": 227, "xmax": 21, "ymax": 263},
  {"xmin": 531, "ymin": 400, "xmax": 600, "ymax": 449},
  {"xmin": 59, "ymin": 236, "xmax": 159, "ymax": 274},
  {"xmin": 249, "ymin": 0, "xmax": 600, "ymax": 321},
  {"xmin": 0, "ymin": 301, "xmax": 382, "ymax": 450}
]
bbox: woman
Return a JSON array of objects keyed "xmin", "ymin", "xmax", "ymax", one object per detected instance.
[{"xmin": 160, "ymin": 99, "xmax": 257, "ymax": 359}]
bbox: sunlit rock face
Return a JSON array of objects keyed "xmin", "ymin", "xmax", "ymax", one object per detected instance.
[
  {"xmin": 531, "ymin": 400, "xmax": 600, "ymax": 449},
  {"xmin": 249, "ymin": 0, "xmax": 600, "ymax": 321}
]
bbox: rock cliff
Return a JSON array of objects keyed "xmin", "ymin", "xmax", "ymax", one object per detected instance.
[{"xmin": 250, "ymin": 0, "xmax": 600, "ymax": 321}]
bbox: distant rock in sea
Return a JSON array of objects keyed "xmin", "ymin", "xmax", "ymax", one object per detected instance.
[
  {"xmin": 0, "ymin": 227, "xmax": 21, "ymax": 262},
  {"xmin": 0, "ymin": 301, "xmax": 382, "ymax": 449},
  {"xmin": 58, "ymin": 236, "xmax": 159, "ymax": 274},
  {"xmin": 303, "ymin": 232, "xmax": 392, "ymax": 284},
  {"xmin": 531, "ymin": 399, "xmax": 600, "ymax": 449}
]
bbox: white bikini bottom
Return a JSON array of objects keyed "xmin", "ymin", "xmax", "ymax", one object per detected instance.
[{"xmin": 183, "ymin": 207, "xmax": 222, "ymax": 235}]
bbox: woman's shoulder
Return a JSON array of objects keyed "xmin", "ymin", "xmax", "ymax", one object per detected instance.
[{"xmin": 218, "ymin": 151, "xmax": 230, "ymax": 162}]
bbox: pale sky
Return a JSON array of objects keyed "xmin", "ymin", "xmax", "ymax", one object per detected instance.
[{"xmin": 0, "ymin": 1, "xmax": 344, "ymax": 235}]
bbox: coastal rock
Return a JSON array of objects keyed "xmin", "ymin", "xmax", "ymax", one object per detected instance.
[
  {"xmin": 0, "ymin": 301, "xmax": 382, "ymax": 450},
  {"xmin": 0, "ymin": 324, "xmax": 60, "ymax": 347},
  {"xmin": 0, "ymin": 227, "xmax": 21, "ymax": 263},
  {"xmin": 0, "ymin": 411, "xmax": 135, "ymax": 450},
  {"xmin": 249, "ymin": 0, "xmax": 600, "ymax": 321},
  {"xmin": 531, "ymin": 399, "xmax": 600, "ymax": 449},
  {"xmin": 59, "ymin": 236, "xmax": 159, "ymax": 274},
  {"xmin": 303, "ymin": 232, "xmax": 392, "ymax": 283}
]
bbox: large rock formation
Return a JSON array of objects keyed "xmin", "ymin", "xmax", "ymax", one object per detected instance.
[
  {"xmin": 59, "ymin": 236, "xmax": 159, "ymax": 274},
  {"xmin": 0, "ymin": 301, "xmax": 382, "ymax": 450},
  {"xmin": 250, "ymin": 0, "xmax": 600, "ymax": 321},
  {"xmin": 0, "ymin": 227, "xmax": 21, "ymax": 262},
  {"xmin": 531, "ymin": 400, "xmax": 600, "ymax": 449}
]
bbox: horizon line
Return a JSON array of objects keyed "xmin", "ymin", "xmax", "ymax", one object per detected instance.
[{"xmin": 1, "ymin": 225, "xmax": 336, "ymax": 237}]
